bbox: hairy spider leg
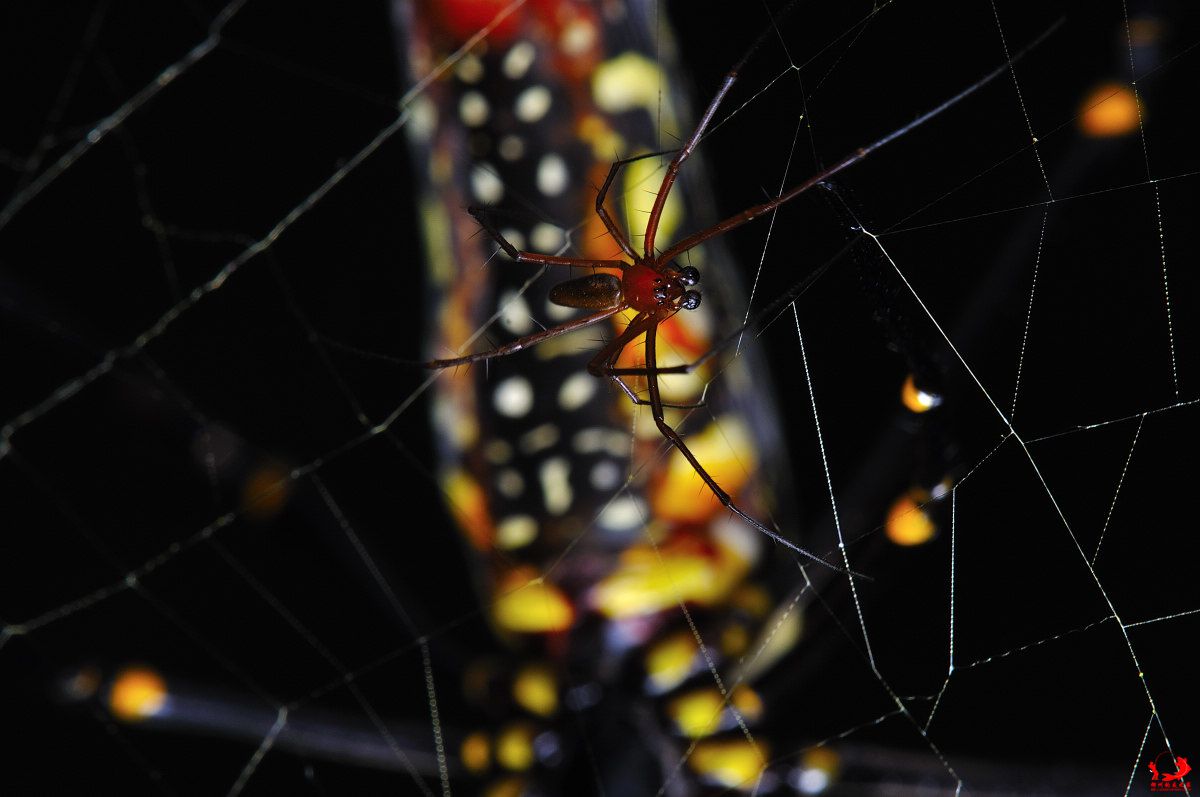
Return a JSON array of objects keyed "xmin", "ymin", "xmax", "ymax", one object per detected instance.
[
  {"xmin": 594, "ymin": 150, "xmax": 677, "ymax": 260},
  {"xmin": 657, "ymin": 18, "xmax": 1064, "ymax": 264},
  {"xmin": 467, "ymin": 206, "xmax": 627, "ymax": 271},
  {"xmin": 641, "ymin": 320, "xmax": 844, "ymax": 572},
  {"xmin": 426, "ymin": 305, "xmax": 623, "ymax": 369},
  {"xmin": 586, "ymin": 310, "xmax": 706, "ymax": 411},
  {"xmin": 640, "ymin": 0, "xmax": 802, "ymax": 258}
]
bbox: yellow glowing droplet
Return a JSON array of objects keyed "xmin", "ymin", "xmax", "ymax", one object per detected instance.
[
  {"xmin": 493, "ymin": 570, "xmax": 574, "ymax": 633},
  {"xmin": 442, "ymin": 469, "xmax": 493, "ymax": 550},
  {"xmin": 690, "ymin": 739, "xmax": 768, "ymax": 789},
  {"xmin": 669, "ymin": 688, "xmax": 725, "ymax": 738},
  {"xmin": 461, "ymin": 731, "xmax": 491, "ymax": 774},
  {"xmin": 645, "ymin": 631, "xmax": 699, "ymax": 694},
  {"xmin": 495, "ymin": 722, "xmax": 537, "ymax": 771},
  {"xmin": 900, "ymin": 373, "xmax": 942, "ymax": 413},
  {"xmin": 652, "ymin": 418, "xmax": 757, "ymax": 523},
  {"xmin": 109, "ymin": 666, "xmax": 167, "ymax": 722},
  {"xmin": 1079, "ymin": 82, "xmax": 1140, "ymax": 139},
  {"xmin": 240, "ymin": 462, "xmax": 292, "ymax": 521},
  {"xmin": 512, "ymin": 663, "xmax": 558, "ymax": 717},
  {"xmin": 886, "ymin": 489, "xmax": 937, "ymax": 546}
]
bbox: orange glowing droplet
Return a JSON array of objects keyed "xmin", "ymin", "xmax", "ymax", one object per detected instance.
[
  {"xmin": 886, "ymin": 489, "xmax": 937, "ymax": 546},
  {"xmin": 109, "ymin": 666, "xmax": 167, "ymax": 722},
  {"xmin": 461, "ymin": 731, "xmax": 492, "ymax": 774},
  {"xmin": 1079, "ymin": 83, "xmax": 1140, "ymax": 139},
  {"xmin": 240, "ymin": 462, "xmax": 292, "ymax": 521},
  {"xmin": 900, "ymin": 374, "xmax": 942, "ymax": 414}
]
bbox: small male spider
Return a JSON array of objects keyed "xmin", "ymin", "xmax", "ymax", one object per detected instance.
[{"xmin": 426, "ymin": 22, "xmax": 1053, "ymax": 572}]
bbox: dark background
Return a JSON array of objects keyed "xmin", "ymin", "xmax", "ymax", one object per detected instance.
[{"xmin": 1, "ymin": 1, "xmax": 1197, "ymax": 794}]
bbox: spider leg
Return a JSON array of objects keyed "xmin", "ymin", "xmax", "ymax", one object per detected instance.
[
  {"xmin": 642, "ymin": 72, "xmax": 738, "ymax": 259},
  {"xmin": 657, "ymin": 21, "xmax": 1061, "ymax": 263},
  {"xmin": 468, "ymin": 206, "xmax": 627, "ymax": 270},
  {"xmin": 427, "ymin": 305, "xmax": 623, "ymax": 369},
  {"xmin": 587, "ymin": 313, "xmax": 706, "ymax": 410},
  {"xmin": 643, "ymin": 320, "xmax": 844, "ymax": 573},
  {"xmin": 595, "ymin": 150, "xmax": 676, "ymax": 261}
]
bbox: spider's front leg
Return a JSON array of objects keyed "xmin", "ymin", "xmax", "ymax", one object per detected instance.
[
  {"xmin": 426, "ymin": 305, "xmax": 623, "ymax": 369},
  {"xmin": 467, "ymin": 206, "xmax": 626, "ymax": 271},
  {"xmin": 594, "ymin": 150, "xmax": 675, "ymax": 260}
]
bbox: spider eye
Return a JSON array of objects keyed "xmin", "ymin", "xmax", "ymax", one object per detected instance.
[
  {"xmin": 680, "ymin": 290, "xmax": 702, "ymax": 311},
  {"xmin": 679, "ymin": 266, "xmax": 700, "ymax": 287}
]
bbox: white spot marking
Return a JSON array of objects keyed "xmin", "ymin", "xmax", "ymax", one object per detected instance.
[
  {"xmin": 590, "ymin": 460, "xmax": 621, "ymax": 491},
  {"xmin": 459, "ymin": 91, "xmax": 489, "ymax": 126},
  {"xmin": 498, "ymin": 228, "xmax": 525, "ymax": 253},
  {"xmin": 598, "ymin": 496, "xmax": 645, "ymax": 532},
  {"xmin": 503, "ymin": 41, "xmax": 536, "ymax": 80},
  {"xmin": 515, "ymin": 85, "xmax": 553, "ymax": 123},
  {"xmin": 537, "ymin": 153, "xmax": 569, "ymax": 197},
  {"xmin": 530, "ymin": 222, "xmax": 563, "ymax": 253},
  {"xmin": 498, "ymin": 288, "xmax": 534, "ymax": 335},
  {"xmin": 558, "ymin": 372, "xmax": 596, "ymax": 411},
  {"xmin": 545, "ymin": 300, "xmax": 576, "ymax": 321},
  {"xmin": 470, "ymin": 164, "xmax": 504, "ymax": 204},
  {"xmin": 539, "ymin": 457, "xmax": 572, "ymax": 515},
  {"xmin": 493, "ymin": 376, "xmax": 534, "ymax": 418},
  {"xmin": 409, "ymin": 96, "xmax": 437, "ymax": 143},
  {"xmin": 573, "ymin": 428, "xmax": 628, "ymax": 457},
  {"xmin": 456, "ymin": 53, "xmax": 484, "ymax": 83},
  {"xmin": 560, "ymin": 19, "xmax": 596, "ymax": 56},
  {"xmin": 496, "ymin": 515, "xmax": 538, "ymax": 549},
  {"xmin": 520, "ymin": 423, "xmax": 560, "ymax": 455}
]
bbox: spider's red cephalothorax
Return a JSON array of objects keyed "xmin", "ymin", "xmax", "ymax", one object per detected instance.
[{"xmin": 622, "ymin": 263, "xmax": 701, "ymax": 314}]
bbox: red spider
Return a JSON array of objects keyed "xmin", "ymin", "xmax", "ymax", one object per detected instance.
[{"xmin": 426, "ymin": 23, "xmax": 1055, "ymax": 572}]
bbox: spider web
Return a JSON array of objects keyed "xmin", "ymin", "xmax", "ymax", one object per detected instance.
[{"xmin": 1, "ymin": 0, "xmax": 1198, "ymax": 794}]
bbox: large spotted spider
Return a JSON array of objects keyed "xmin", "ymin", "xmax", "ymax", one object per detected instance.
[{"xmin": 426, "ymin": 21, "xmax": 1053, "ymax": 572}]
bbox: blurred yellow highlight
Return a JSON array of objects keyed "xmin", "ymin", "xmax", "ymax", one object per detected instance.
[
  {"xmin": 109, "ymin": 666, "xmax": 166, "ymax": 722},
  {"xmin": 886, "ymin": 489, "xmax": 937, "ymax": 546},
  {"xmin": 443, "ymin": 469, "xmax": 493, "ymax": 549},
  {"xmin": 493, "ymin": 569, "xmax": 574, "ymax": 633},
  {"xmin": 690, "ymin": 739, "xmax": 768, "ymax": 790},
  {"xmin": 512, "ymin": 663, "xmax": 558, "ymax": 717},
  {"xmin": 495, "ymin": 721, "xmax": 537, "ymax": 771},
  {"xmin": 1079, "ymin": 82, "xmax": 1140, "ymax": 139},
  {"xmin": 652, "ymin": 418, "xmax": 756, "ymax": 523},
  {"xmin": 645, "ymin": 631, "xmax": 699, "ymax": 694}
]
